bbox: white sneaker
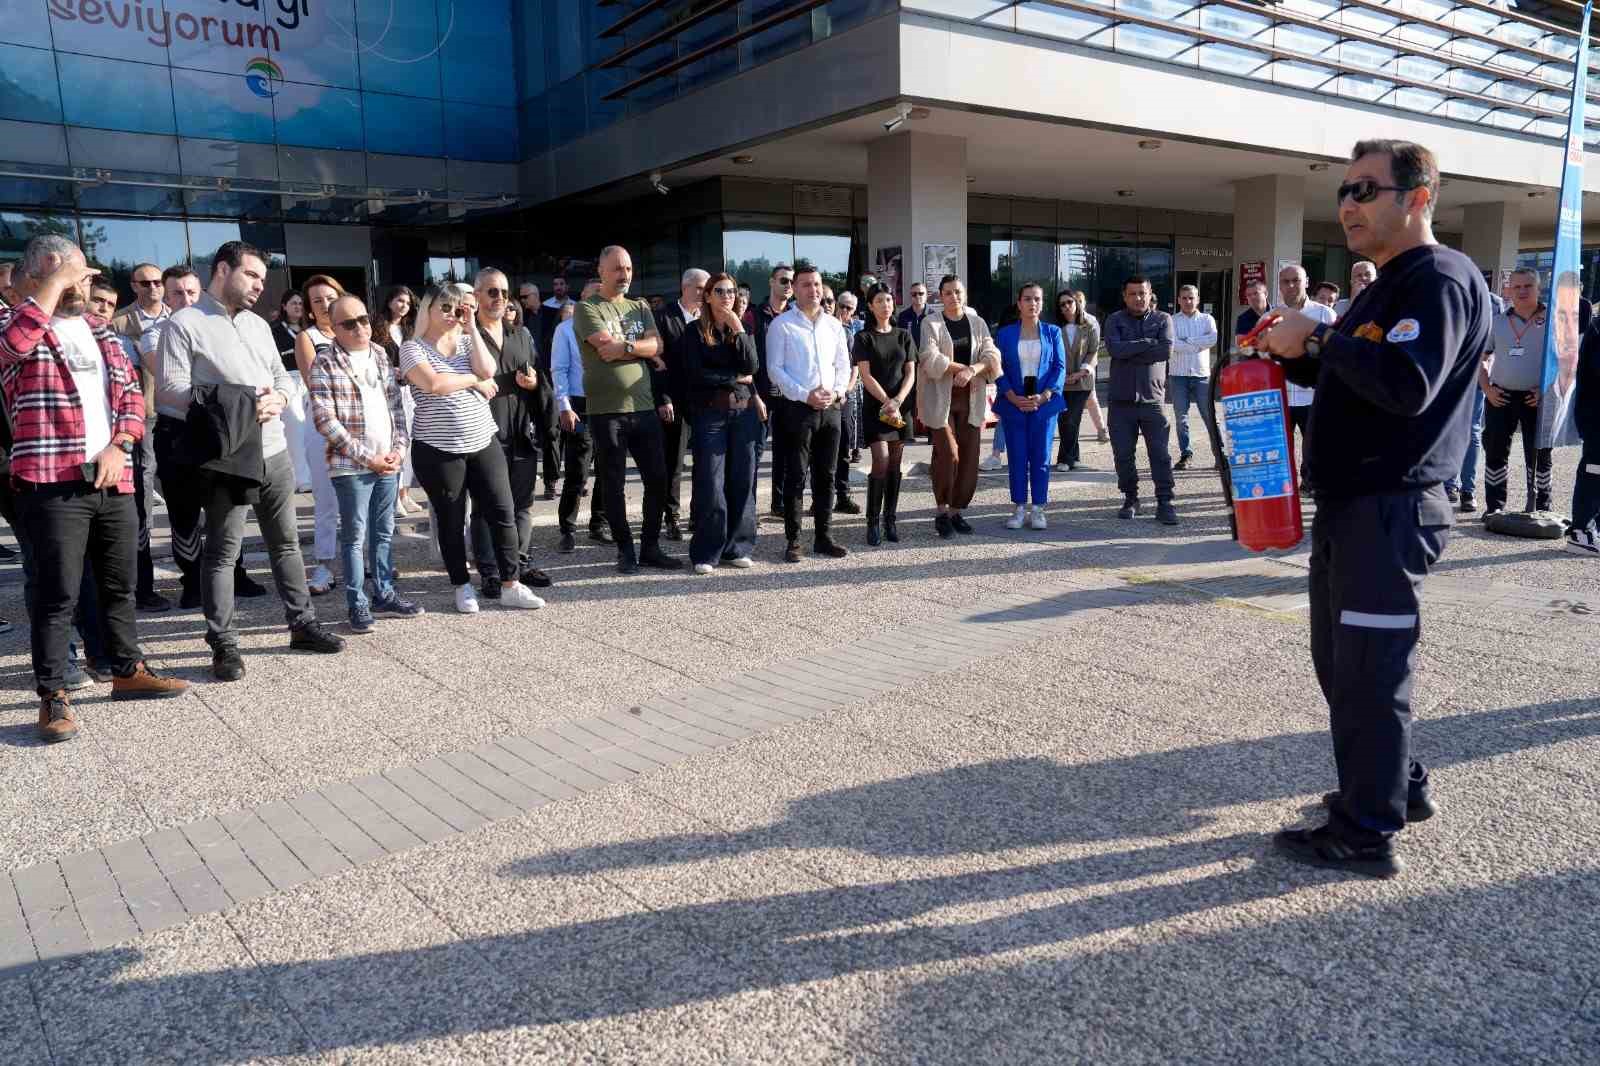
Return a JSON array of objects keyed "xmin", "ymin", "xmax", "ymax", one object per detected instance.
[
  {"xmin": 454, "ymin": 582, "xmax": 480, "ymax": 614},
  {"xmin": 499, "ymin": 582, "xmax": 546, "ymax": 609},
  {"xmin": 1564, "ymin": 526, "xmax": 1600, "ymax": 557},
  {"xmin": 980, "ymin": 453, "xmax": 1006, "ymax": 471},
  {"xmin": 1030, "ymin": 508, "xmax": 1048, "ymax": 531},
  {"xmin": 1004, "ymin": 505, "xmax": 1027, "ymax": 530},
  {"xmin": 693, "ymin": 562, "xmax": 715, "ymax": 575},
  {"xmin": 724, "ymin": 556, "xmax": 754, "ymax": 569}
]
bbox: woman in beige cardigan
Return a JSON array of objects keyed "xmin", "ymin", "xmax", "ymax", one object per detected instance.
[
  {"xmin": 1054, "ymin": 289, "xmax": 1106, "ymax": 470},
  {"xmin": 917, "ymin": 274, "xmax": 1002, "ymax": 538}
]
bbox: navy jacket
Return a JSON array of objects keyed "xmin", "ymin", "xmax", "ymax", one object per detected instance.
[
  {"xmin": 992, "ymin": 322, "xmax": 1067, "ymax": 420},
  {"xmin": 1576, "ymin": 317, "xmax": 1600, "ymax": 444},
  {"xmin": 1103, "ymin": 309, "xmax": 1173, "ymax": 405}
]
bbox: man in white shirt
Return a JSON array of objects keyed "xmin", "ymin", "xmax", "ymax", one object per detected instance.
[
  {"xmin": 1275, "ymin": 264, "xmax": 1337, "ymax": 494},
  {"xmin": 1168, "ymin": 284, "xmax": 1217, "ymax": 470},
  {"xmin": 1332, "ymin": 260, "xmax": 1377, "ymax": 319},
  {"xmin": 554, "ymin": 280, "xmax": 607, "ymax": 553},
  {"xmin": 766, "ymin": 262, "xmax": 852, "ymax": 563}
]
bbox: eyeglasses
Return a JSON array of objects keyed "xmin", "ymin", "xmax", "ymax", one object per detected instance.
[
  {"xmin": 337, "ymin": 314, "xmax": 371, "ymax": 330},
  {"xmin": 133, "ymin": 278, "xmax": 162, "ymax": 288},
  {"xmin": 482, "ymin": 288, "xmax": 509, "ymax": 299},
  {"xmin": 820, "ymin": 298, "xmax": 835, "ymax": 307},
  {"xmin": 1336, "ymin": 179, "xmax": 1418, "ymax": 205},
  {"xmin": 711, "ymin": 286, "xmax": 738, "ymax": 297},
  {"xmin": 775, "ymin": 276, "xmax": 794, "ymax": 286}
]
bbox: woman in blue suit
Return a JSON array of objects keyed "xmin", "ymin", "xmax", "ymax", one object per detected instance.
[{"xmin": 993, "ymin": 282, "xmax": 1067, "ymax": 530}]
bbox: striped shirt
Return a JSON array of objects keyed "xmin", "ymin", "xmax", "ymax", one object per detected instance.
[{"xmin": 400, "ymin": 335, "xmax": 495, "ymax": 454}]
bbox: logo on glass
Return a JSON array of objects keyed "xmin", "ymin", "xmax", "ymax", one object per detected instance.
[{"xmin": 244, "ymin": 56, "xmax": 283, "ymax": 99}]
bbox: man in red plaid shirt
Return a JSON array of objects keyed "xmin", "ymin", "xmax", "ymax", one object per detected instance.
[{"xmin": 0, "ymin": 235, "xmax": 187, "ymax": 743}]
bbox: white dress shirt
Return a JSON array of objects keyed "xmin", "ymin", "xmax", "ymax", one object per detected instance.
[
  {"xmin": 1274, "ymin": 299, "xmax": 1336, "ymax": 407},
  {"xmin": 1169, "ymin": 310, "xmax": 1218, "ymax": 378},
  {"xmin": 551, "ymin": 318, "xmax": 583, "ymax": 413},
  {"xmin": 766, "ymin": 305, "xmax": 852, "ymax": 404},
  {"xmin": 1017, "ymin": 338, "xmax": 1042, "ymax": 379}
]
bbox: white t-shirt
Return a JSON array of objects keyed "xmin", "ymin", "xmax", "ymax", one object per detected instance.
[
  {"xmin": 338, "ymin": 347, "xmax": 393, "ymax": 475},
  {"xmin": 54, "ymin": 315, "xmax": 114, "ymax": 458},
  {"xmin": 1017, "ymin": 338, "xmax": 1042, "ymax": 380}
]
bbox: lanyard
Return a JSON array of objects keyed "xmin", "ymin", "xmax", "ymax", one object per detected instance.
[{"xmin": 1508, "ymin": 309, "xmax": 1543, "ymax": 345}]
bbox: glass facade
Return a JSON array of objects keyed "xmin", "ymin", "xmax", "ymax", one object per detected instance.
[{"xmin": 968, "ymin": 225, "xmax": 1178, "ymax": 325}]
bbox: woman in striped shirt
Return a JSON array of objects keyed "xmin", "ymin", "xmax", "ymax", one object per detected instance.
[{"xmin": 400, "ymin": 282, "xmax": 544, "ymax": 613}]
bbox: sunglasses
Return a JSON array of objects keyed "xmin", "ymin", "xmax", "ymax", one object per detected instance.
[
  {"xmin": 482, "ymin": 287, "xmax": 509, "ymax": 299},
  {"xmin": 711, "ymin": 286, "xmax": 737, "ymax": 297},
  {"xmin": 1336, "ymin": 179, "xmax": 1417, "ymax": 205},
  {"xmin": 776, "ymin": 276, "xmax": 794, "ymax": 286},
  {"xmin": 820, "ymin": 298, "xmax": 835, "ymax": 307},
  {"xmin": 337, "ymin": 314, "xmax": 371, "ymax": 330},
  {"xmin": 133, "ymin": 278, "xmax": 162, "ymax": 288},
  {"xmin": 437, "ymin": 303, "xmax": 458, "ymax": 316}
]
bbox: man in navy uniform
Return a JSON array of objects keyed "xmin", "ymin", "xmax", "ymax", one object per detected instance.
[{"xmin": 1255, "ymin": 139, "xmax": 1492, "ymax": 878}]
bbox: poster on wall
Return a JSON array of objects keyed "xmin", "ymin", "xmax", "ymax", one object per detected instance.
[
  {"xmin": 874, "ymin": 247, "xmax": 903, "ymax": 306},
  {"xmin": 1537, "ymin": 0, "xmax": 1590, "ymax": 449},
  {"xmin": 922, "ymin": 242, "xmax": 958, "ymax": 296},
  {"xmin": 1238, "ymin": 260, "xmax": 1266, "ymax": 303}
]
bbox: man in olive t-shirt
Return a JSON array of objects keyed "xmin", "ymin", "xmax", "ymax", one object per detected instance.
[{"xmin": 572, "ymin": 245, "xmax": 682, "ymax": 574}]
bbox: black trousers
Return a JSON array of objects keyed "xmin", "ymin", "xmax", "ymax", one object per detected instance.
[
  {"xmin": 767, "ymin": 393, "xmax": 792, "ymax": 513},
  {"xmin": 1573, "ymin": 437, "xmax": 1600, "ymax": 531},
  {"xmin": 131, "ymin": 429, "xmax": 157, "ymax": 596},
  {"xmin": 536, "ymin": 370, "xmax": 561, "ymax": 489},
  {"xmin": 15, "ymin": 481, "xmax": 141, "ymax": 695},
  {"xmin": 1482, "ymin": 390, "xmax": 1553, "ymax": 513},
  {"xmin": 834, "ymin": 393, "xmax": 858, "ymax": 497},
  {"xmin": 1055, "ymin": 390, "xmax": 1090, "ymax": 465},
  {"xmin": 591, "ymin": 410, "xmax": 669, "ymax": 556},
  {"xmin": 1108, "ymin": 403, "xmax": 1175, "ymax": 503},
  {"xmin": 661, "ymin": 409, "xmax": 691, "ymax": 522},
  {"xmin": 412, "ymin": 439, "xmax": 519, "ymax": 587},
  {"xmin": 1310, "ymin": 487, "xmax": 1451, "ymax": 844},
  {"xmin": 154, "ymin": 414, "xmax": 206, "ymax": 584},
  {"xmin": 470, "ymin": 445, "xmax": 539, "ymax": 581},
  {"xmin": 557, "ymin": 398, "xmax": 605, "ymax": 535},
  {"xmin": 780, "ymin": 401, "xmax": 842, "ymax": 544}
]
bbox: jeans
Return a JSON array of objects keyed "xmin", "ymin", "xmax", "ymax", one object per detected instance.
[
  {"xmin": 1167, "ymin": 374, "xmax": 1210, "ymax": 456},
  {"xmin": 1055, "ymin": 391, "xmax": 1090, "ymax": 466},
  {"xmin": 591, "ymin": 410, "xmax": 669, "ymax": 557},
  {"xmin": 201, "ymin": 448, "xmax": 316, "ymax": 648},
  {"xmin": 412, "ymin": 439, "xmax": 519, "ymax": 586},
  {"xmin": 558, "ymin": 399, "xmax": 605, "ymax": 535},
  {"xmin": 780, "ymin": 400, "xmax": 842, "ymax": 543},
  {"xmin": 999, "ymin": 407, "xmax": 1058, "ymax": 506},
  {"xmin": 332, "ymin": 471, "xmax": 398, "ymax": 614},
  {"xmin": 131, "ymin": 430, "xmax": 157, "ymax": 597},
  {"xmin": 1109, "ymin": 402, "xmax": 1175, "ymax": 503},
  {"xmin": 767, "ymin": 395, "xmax": 792, "ymax": 513},
  {"xmin": 690, "ymin": 402, "xmax": 761, "ymax": 566},
  {"xmin": 1446, "ymin": 386, "xmax": 1486, "ymax": 495},
  {"xmin": 470, "ymin": 447, "xmax": 538, "ymax": 581},
  {"xmin": 14, "ymin": 482, "xmax": 140, "ymax": 695}
]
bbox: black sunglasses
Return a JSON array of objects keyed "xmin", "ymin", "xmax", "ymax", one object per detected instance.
[
  {"xmin": 133, "ymin": 278, "xmax": 162, "ymax": 288},
  {"xmin": 710, "ymin": 286, "xmax": 738, "ymax": 297},
  {"xmin": 337, "ymin": 314, "xmax": 371, "ymax": 330},
  {"xmin": 482, "ymin": 287, "xmax": 509, "ymax": 298},
  {"xmin": 820, "ymin": 298, "xmax": 835, "ymax": 306},
  {"xmin": 1337, "ymin": 179, "xmax": 1418, "ymax": 205},
  {"xmin": 775, "ymin": 276, "xmax": 794, "ymax": 286}
]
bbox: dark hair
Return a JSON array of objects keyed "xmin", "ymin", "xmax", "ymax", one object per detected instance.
[
  {"xmin": 1123, "ymin": 275, "xmax": 1150, "ymax": 291},
  {"xmin": 939, "ymin": 274, "xmax": 962, "ymax": 293},
  {"xmin": 161, "ymin": 264, "xmax": 198, "ymax": 284},
  {"xmin": 697, "ymin": 272, "xmax": 741, "ymax": 345},
  {"xmin": 89, "ymin": 276, "xmax": 118, "ymax": 295},
  {"xmin": 792, "ymin": 261, "xmax": 820, "ymax": 280},
  {"xmin": 1350, "ymin": 139, "xmax": 1439, "ymax": 217},
  {"xmin": 864, "ymin": 282, "xmax": 894, "ymax": 328},
  {"xmin": 1314, "ymin": 281, "xmax": 1340, "ymax": 297},
  {"xmin": 374, "ymin": 283, "xmax": 417, "ymax": 343},
  {"xmin": 769, "ymin": 262, "xmax": 793, "ymax": 279},
  {"xmin": 210, "ymin": 240, "xmax": 266, "ymax": 274},
  {"xmin": 1056, "ymin": 290, "xmax": 1086, "ymax": 326},
  {"xmin": 130, "ymin": 261, "xmax": 160, "ymax": 277},
  {"xmin": 1017, "ymin": 281, "xmax": 1045, "ymax": 300}
]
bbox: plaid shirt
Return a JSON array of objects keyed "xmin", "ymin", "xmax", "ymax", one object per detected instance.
[
  {"xmin": 0, "ymin": 298, "xmax": 144, "ymax": 493},
  {"xmin": 309, "ymin": 342, "xmax": 408, "ymax": 474}
]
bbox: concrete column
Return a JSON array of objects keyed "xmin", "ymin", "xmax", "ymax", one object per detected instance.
[
  {"xmin": 867, "ymin": 132, "xmax": 967, "ymax": 304},
  {"xmin": 1461, "ymin": 200, "xmax": 1521, "ymax": 290},
  {"xmin": 1231, "ymin": 174, "xmax": 1305, "ymax": 309}
]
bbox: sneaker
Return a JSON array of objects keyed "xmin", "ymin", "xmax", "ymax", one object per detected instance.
[
  {"xmin": 979, "ymin": 453, "xmax": 1005, "ymax": 471},
  {"xmin": 290, "ymin": 620, "xmax": 345, "ymax": 654},
  {"xmin": 1564, "ymin": 526, "xmax": 1600, "ymax": 557},
  {"xmin": 1459, "ymin": 493, "xmax": 1477, "ymax": 514},
  {"xmin": 617, "ymin": 552, "xmax": 640, "ymax": 575},
  {"xmin": 1174, "ymin": 451, "xmax": 1192, "ymax": 471},
  {"xmin": 111, "ymin": 661, "xmax": 188, "ymax": 700},
  {"xmin": 663, "ymin": 516, "xmax": 685, "ymax": 541},
  {"xmin": 1322, "ymin": 790, "xmax": 1437, "ymax": 823},
  {"xmin": 306, "ymin": 564, "xmax": 335, "ymax": 596},
  {"xmin": 64, "ymin": 661, "xmax": 93, "ymax": 691},
  {"xmin": 211, "ymin": 644, "xmax": 245, "ymax": 682},
  {"xmin": 37, "ymin": 691, "xmax": 78, "ymax": 743},
  {"xmin": 950, "ymin": 513, "xmax": 974, "ymax": 535},
  {"xmin": 723, "ymin": 556, "xmax": 754, "ymax": 569},
  {"xmin": 1156, "ymin": 502, "xmax": 1179, "ymax": 526},
  {"xmin": 499, "ymin": 582, "xmax": 546, "ymax": 609},
  {"xmin": 478, "ymin": 578, "xmax": 501, "ymax": 600},
  {"xmin": 589, "ymin": 525, "xmax": 614, "ymax": 545},
  {"xmin": 349, "ymin": 608, "xmax": 375, "ymax": 634},
  {"xmin": 519, "ymin": 566, "xmax": 553, "ymax": 588},
  {"xmin": 1117, "ymin": 497, "xmax": 1139, "ymax": 520},
  {"xmin": 784, "ymin": 541, "xmax": 803, "ymax": 563},
  {"xmin": 558, "ymin": 532, "xmax": 577, "ymax": 554},
  {"xmin": 235, "ymin": 569, "xmax": 268, "ymax": 598},
  {"xmin": 1005, "ymin": 505, "xmax": 1026, "ymax": 530},
  {"xmin": 833, "ymin": 495, "xmax": 862, "ymax": 515},
  {"xmin": 372, "ymin": 595, "xmax": 424, "ymax": 618},
  {"xmin": 137, "ymin": 590, "xmax": 172, "ymax": 612},
  {"xmin": 1273, "ymin": 823, "xmax": 1402, "ymax": 879},
  {"xmin": 934, "ymin": 514, "xmax": 954, "ymax": 539},
  {"xmin": 1445, "ymin": 485, "xmax": 1459, "ymax": 504},
  {"xmin": 814, "ymin": 537, "xmax": 849, "ymax": 559},
  {"xmin": 454, "ymin": 583, "xmax": 480, "ymax": 614},
  {"xmin": 0, "ymin": 618, "xmax": 11, "ymax": 636},
  {"xmin": 1030, "ymin": 509, "xmax": 1048, "ymax": 531},
  {"xmin": 693, "ymin": 562, "xmax": 715, "ymax": 575}
]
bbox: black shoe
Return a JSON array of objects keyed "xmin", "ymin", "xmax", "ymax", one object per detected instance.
[
  {"xmin": 1459, "ymin": 493, "xmax": 1477, "ymax": 514},
  {"xmin": 137, "ymin": 590, "xmax": 172, "ymax": 613},
  {"xmin": 479, "ymin": 579, "xmax": 502, "ymax": 600},
  {"xmin": 558, "ymin": 532, "xmax": 576, "ymax": 553},
  {"xmin": 833, "ymin": 494, "xmax": 861, "ymax": 515},
  {"xmin": 371, "ymin": 595, "xmax": 424, "ymax": 618},
  {"xmin": 784, "ymin": 541, "xmax": 803, "ymax": 563},
  {"xmin": 589, "ymin": 525, "xmax": 614, "ymax": 545},
  {"xmin": 349, "ymin": 608, "xmax": 375, "ymax": 634},
  {"xmin": 235, "ymin": 569, "xmax": 268, "ymax": 598},
  {"xmin": 542, "ymin": 483, "xmax": 557, "ymax": 501},
  {"xmin": 617, "ymin": 552, "xmax": 640, "ymax": 575},
  {"xmin": 949, "ymin": 513, "xmax": 974, "ymax": 535},
  {"xmin": 663, "ymin": 517, "xmax": 684, "ymax": 541},
  {"xmin": 1273, "ymin": 824, "xmax": 1402, "ymax": 879},
  {"xmin": 935, "ymin": 514, "xmax": 954, "ymax": 539},
  {"xmin": 814, "ymin": 537, "xmax": 848, "ymax": 559},
  {"xmin": 212, "ymin": 644, "xmax": 245, "ymax": 682},
  {"xmin": 1174, "ymin": 452, "xmax": 1192, "ymax": 471},
  {"xmin": 1156, "ymin": 502, "xmax": 1179, "ymax": 526},
  {"xmin": 639, "ymin": 546, "xmax": 684, "ymax": 570},
  {"xmin": 520, "ymin": 566, "xmax": 553, "ymax": 588},
  {"xmin": 0, "ymin": 542, "xmax": 15, "ymax": 560},
  {"xmin": 1445, "ymin": 485, "xmax": 1459, "ymax": 504},
  {"xmin": 1117, "ymin": 497, "xmax": 1139, "ymax": 520},
  {"xmin": 179, "ymin": 581, "xmax": 203, "ymax": 609},
  {"xmin": 1322, "ymin": 790, "xmax": 1436, "ymax": 823},
  {"xmin": 289, "ymin": 620, "xmax": 345, "ymax": 654}
]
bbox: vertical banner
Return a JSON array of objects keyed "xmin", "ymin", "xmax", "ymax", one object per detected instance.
[{"xmin": 1539, "ymin": 0, "xmax": 1591, "ymax": 448}]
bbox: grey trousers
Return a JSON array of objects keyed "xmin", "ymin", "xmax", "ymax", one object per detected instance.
[
  {"xmin": 1109, "ymin": 402, "xmax": 1176, "ymax": 503},
  {"xmin": 201, "ymin": 448, "xmax": 316, "ymax": 647}
]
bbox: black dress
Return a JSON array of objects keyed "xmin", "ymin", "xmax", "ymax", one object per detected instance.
[{"xmin": 854, "ymin": 327, "xmax": 916, "ymax": 443}]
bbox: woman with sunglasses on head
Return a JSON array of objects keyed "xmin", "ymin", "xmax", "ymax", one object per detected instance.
[
  {"xmin": 854, "ymin": 283, "xmax": 916, "ymax": 545},
  {"xmin": 293, "ymin": 275, "xmax": 348, "ymax": 595},
  {"xmin": 994, "ymin": 283, "xmax": 1067, "ymax": 530},
  {"xmin": 1053, "ymin": 289, "xmax": 1105, "ymax": 470},
  {"xmin": 683, "ymin": 273, "xmax": 761, "ymax": 573},
  {"xmin": 400, "ymin": 282, "xmax": 544, "ymax": 613}
]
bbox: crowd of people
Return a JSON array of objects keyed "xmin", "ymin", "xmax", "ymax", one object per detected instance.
[{"xmin": 0, "ymin": 194, "xmax": 1596, "ymax": 745}]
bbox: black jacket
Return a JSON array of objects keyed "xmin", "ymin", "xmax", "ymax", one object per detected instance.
[
  {"xmin": 537, "ymin": 304, "xmax": 565, "ymax": 373},
  {"xmin": 477, "ymin": 322, "xmax": 540, "ymax": 457},
  {"xmin": 186, "ymin": 383, "xmax": 266, "ymax": 503},
  {"xmin": 1576, "ymin": 317, "xmax": 1600, "ymax": 443},
  {"xmin": 683, "ymin": 324, "xmax": 758, "ymax": 409},
  {"xmin": 753, "ymin": 300, "xmax": 789, "ymax": 399},
  {"xmin": 653, "ymin": 301, "xmax": 697, "ymax": 408}
]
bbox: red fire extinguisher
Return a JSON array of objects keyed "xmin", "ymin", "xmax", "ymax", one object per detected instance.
[{"xmin": 1218, "ymin": 315, "xmax": 1304, "ymax": 551}]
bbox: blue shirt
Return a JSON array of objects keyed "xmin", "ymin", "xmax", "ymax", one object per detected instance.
[{"xmin": 551, "ymin": 318, "xmax": 583, "ymax": 411}]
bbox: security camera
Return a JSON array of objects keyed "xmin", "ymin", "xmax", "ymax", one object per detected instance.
[
  {"xmin": 649, "ymin": 170, "xmax": 670, "ymax": 195},
  {"xmin": 882, "ymin": 104, "xmax": 912, "ymax": 133}
]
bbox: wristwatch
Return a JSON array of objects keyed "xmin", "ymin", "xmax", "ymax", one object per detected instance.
[
  {"xmin": 1303, "ymin": 323, "xmax": 1332, "ymax": 358},
  {"xmin": 624, "ymin": 339, "xmax": 636, "ymax": 357}
]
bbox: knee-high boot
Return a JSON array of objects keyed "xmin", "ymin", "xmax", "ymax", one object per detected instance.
[
  {"xmin": 883, "ymin": 469, "xmax": 902, "ymax": 543},
  {"xmin": 866, "ymin": 476, "xmax": 884, "ymax": 546}
]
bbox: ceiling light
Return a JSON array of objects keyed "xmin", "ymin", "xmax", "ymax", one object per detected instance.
[
  {"xmin": 1138, "ymin": 139, "xmax": 1162, "ymax": 150},
  {"xmin": 731, "ymin": 154, "xmax": 755, "ymax": 165},
  {"xmin": 1116, "ymin": 189, "xmax": 1135, "ymax": 198},
  {"xmin": 1308, "ymin": 162, "xmax": 1330, "ymax": 172}
]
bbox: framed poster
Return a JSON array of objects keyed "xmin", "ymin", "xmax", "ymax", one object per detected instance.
[
  {"xmin": 874, "ymin": 246, "xmax": 903, "ymax": 305},
  {"xmin": 923, "ymin": 242, "xmax": 958, "ymax": 295}
]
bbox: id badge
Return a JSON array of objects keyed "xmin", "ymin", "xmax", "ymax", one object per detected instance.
[{"xmin": 1507, "ymin": 346, "xmax": 1525, "ymax": 359}]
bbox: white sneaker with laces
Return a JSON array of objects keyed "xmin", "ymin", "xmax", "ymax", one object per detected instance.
[
  {"xmin": 1564, "ymin": 526, "xmax": 1600, "ymax": 557},
  {"xmin": 693, "ymin": 563, "xmax": 715, "ymax": 575},
  {"xmin": 454, "ymin": 582, "xmax": 480, "ymax": 614},
  {"xmin": 1030, "ymin": 508, "xmax": 1048, "ymax": 531},
  {"xmin": 725, "ymin": 557, "xmax": 754, "ymax": 568},
  {"xmin": 980, "ymin": 453, "xmax": 1006, "ymax": 471},
  {"xmin": 499, "ymin": 582, "xmax": 546, "ymax": 609},
  {"xmin": 1004, "ymin": 505, "xmax": 1027, "ymax": 530}
]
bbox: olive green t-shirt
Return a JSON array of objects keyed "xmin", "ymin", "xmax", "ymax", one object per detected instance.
[{"xmin": 573, "ymin": 295, "xmax": 659, "ymax": 415}]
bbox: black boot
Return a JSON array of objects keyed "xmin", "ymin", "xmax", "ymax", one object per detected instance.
[
  {"xmin": 865, "ymin": 476, "xmax": 884, "ymax": 547},
  {"xmin": 883, "ymin": 470, "xmax": 902, "ymax": 542}
]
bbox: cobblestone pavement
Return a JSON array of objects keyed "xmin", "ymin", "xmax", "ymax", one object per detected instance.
[{"xmin": 1, "ymin": 431, "xmax": 1596, "ymax": 1064}]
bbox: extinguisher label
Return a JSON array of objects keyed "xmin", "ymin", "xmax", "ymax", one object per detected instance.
[{"xmin": 1223, "ymin": 388, "xmax": 1295, "ymax": 501}]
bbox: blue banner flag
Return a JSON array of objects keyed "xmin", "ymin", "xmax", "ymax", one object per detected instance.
[{"xmin": 1539, "ymin": 1, "xmax": 1591, "ymax": 449}]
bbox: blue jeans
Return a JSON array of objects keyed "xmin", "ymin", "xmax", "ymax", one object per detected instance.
[
  {"xmin": 690, "ymin": 402, "xmax": 762, "ymax": 565},
  {"xmin": 1167, "ymin": 375, "xmax": 1210, "ymax": 456},
  {"xmin": 1446, "ymin": 386, "xmax": 1486, "ymax": 495},
  {"xmin": 332, "ymin": 471, "xmax": 398, "ymax": 614}
]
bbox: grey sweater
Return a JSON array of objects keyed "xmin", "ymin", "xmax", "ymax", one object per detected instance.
[
  {"xmin": 155, "ymin": 292, "xmax": 293, "ymax": 456},
  {"xmin": 1103, "ymin": 309, "xmax": 1173, "ymax": 405}
]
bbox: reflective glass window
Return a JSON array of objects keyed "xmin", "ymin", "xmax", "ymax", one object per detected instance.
[
  {"xmin": 796, "ymin": 219, "xmax": 852, "ymax": 296},
  {"xmin": 0, "ymin": 211, "xmax": 78, "ymax": 261},
  {"xmin": 0, "ymin": 44, "xmax": 62, "ymax": 124},
  {"xmin": 172, "ymin": 68, "xmax": 275, "ymax": 143},
  {"xmin": 76, "ymin": 180, "xmax": 187, "ymax": 218},
  {"xmin": 724, "ymin": 220, "xmax": 795, "ymax": 292},
  {"xmin": 445, "ymin": 103, "xmax": 518, "ymax": 163},
  {"xmin": 77, "ymin": 216, "xmax": 190, "ymax": 294},
  {"xmin": 275, "ymin": 83, "xmax": 365, "ymax": 150},
  {"xmin": 517, "ymin": 0, "xmax": 548, "ymax": 99},
  {"xmin": 749, "ymin": 0, "xmax": 813, "ymax": 66},
  {"xmin": 356, "ymin": 0, "xmax": 444, "ymax": 97},
  {"xmin": 365, "ymin": 92, "xmax": 445, "ymax": 157},
  {"xmin": 1011, "ymin": 230, "xmax": 1059, "ymax": 307},
  {"xmin": 2, "ymin": 0, "xmax": 53, "ymax": 49},
  {"xmin": 441, "ymin": 0, "xmax": 516, "ymax": 102},
  {"xmin": 56, "ymin": 54, "xmax": 176, "ymax": 135}
]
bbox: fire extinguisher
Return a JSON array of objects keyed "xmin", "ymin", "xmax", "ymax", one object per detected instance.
[{"xmin": 1216, "ymin": 315, "xmax": 1304, "ymax": 551}]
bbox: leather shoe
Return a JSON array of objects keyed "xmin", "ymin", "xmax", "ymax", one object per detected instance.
[
  {"xmin": 813, "ymin": 537, "xmax": 848, "ymax": 559},
  {"xmin": 833, "ymin": 495, "xmax": 861, "ymax": 515},
  {"xmin": 111, "ymin": 662, "xmax": 188, "ymax": 701},
  {"xmin": 137, "ymin": 590, "xmax": 171, "ymax": 612},
  {"xmin": 520, "ymin": 566, "xmax": 553, "ymax": 588},
  {"xmin": 212, "ymin": 645, "xmax": 245, "ymax": 682},
  {"xmin": 617, "ymin": 552, "xmax": 640, "ymax": 575},
  {"xmin": 37, "ymin": 691, "xmax": 78, "ymax": 742},
  {"xmin": 1322, "ymin": 790, "xmax": 1436, "ymax": 823},
  {"xmin": 289, "ymin": 620, "xmax": 345, "ymax": 654},
  {"xmin": 934, "ymin": 514, "xmax": 954, "ymax": 539},
  {"xmin": 558, "ymin": 532, "xmax": 577, "ymax": 554},
  {"xmin": 589, "ymin": 525, "xmax": 614, "ymax": 545},
  {"xmin": 663, "ymin": 517, "xmax": 684, "ymax": 541},
  {"xmin": 949, "ymin": 513, "xmax": 974, "ymax": 535},
  {"xmin": 542, "ymin": 482, "xmax": 557, "ymax": 500},
  {"xmin": 783, "ymin": 541, "xmax": 803, "ymax": 563},
  {"xmin": 1117, "ymin": 497, "xmax": 1139, "ymax": 520},
  {"xmin": 639, "ymin": 546, "xmax": 684, "ymax": 570}
]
